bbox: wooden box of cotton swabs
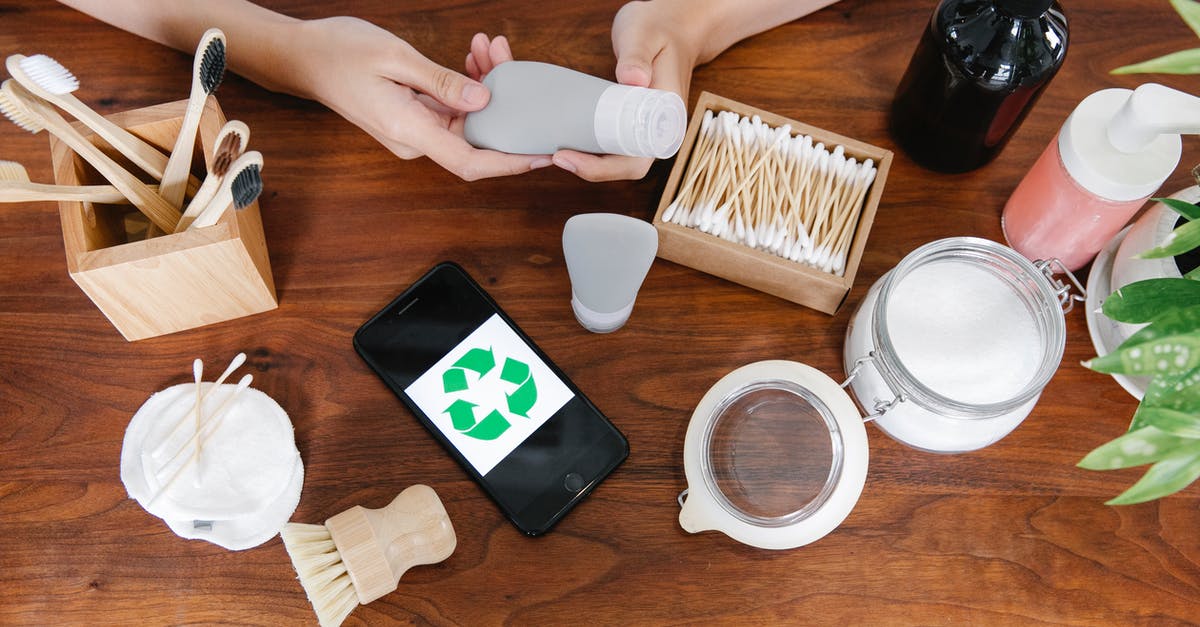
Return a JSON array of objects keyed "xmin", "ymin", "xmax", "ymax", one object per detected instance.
[
  {"xmin": 653, "ymin": 92, "xmax": 891, "ymax": 314},
  {"xmin": 47, "ymin": 97, "xmax": 277, "ymax": 341}
]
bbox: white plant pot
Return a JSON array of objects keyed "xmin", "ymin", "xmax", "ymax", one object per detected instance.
[{"xmin": 1086, "ymin": 186, "xmax": 1200, "ymax": 399}]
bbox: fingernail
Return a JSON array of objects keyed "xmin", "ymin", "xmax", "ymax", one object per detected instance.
[
  {"xmin": 531, "ymin": 157, "xmax": 553, "ymax": 170},
  {"xmin": 553, "ymin": 155, "xmax": 576, "ymax": 173},
  {"xmin": 461, "ymin": 82, "xmax": 487, "ymax": 107}
]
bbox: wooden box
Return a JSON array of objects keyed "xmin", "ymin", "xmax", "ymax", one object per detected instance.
[
  {"xmin": 653, "ymin": 92, "xmax": 891, "ymax": 314},
  {"xmin": 49, "ymin": 99, "xmax": 276, "ymax": 341}
]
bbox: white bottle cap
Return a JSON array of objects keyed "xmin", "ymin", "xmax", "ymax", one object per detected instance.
[
  {"xmin": 571, "ymin": 295, "xmax": 636, "ymax": 334},
  {"xmin": 593, "ymin": 84, "xmax": 687, "ymax": 159},
  {"xmin": 1059, "ymin": 84, "xmax": 1196, "ymax": 202}
]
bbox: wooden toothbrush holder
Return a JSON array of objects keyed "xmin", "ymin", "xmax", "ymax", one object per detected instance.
[
  {"xmin": 48, "ymin": 98, "xmax": 277, "ymax": 341},
  {"xmin": 653, "ymin": 91, "xmax": 892, "ymax": 315}
]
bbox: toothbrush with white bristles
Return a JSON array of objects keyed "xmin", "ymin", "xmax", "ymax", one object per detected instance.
[
  {"xmin": 0, "ymin": 80, "xmax": 182, "ymax": 232},
  {"xmin": 160, "ymin": 28, "xmax": 226, "ymax": 210},
  {"xmin": 5, "ymin": 54, "xmax": 200, "ymax": 196},
  {"xmin": 174, "ymin": 120, "xmax": 249, "ymax": 232}
]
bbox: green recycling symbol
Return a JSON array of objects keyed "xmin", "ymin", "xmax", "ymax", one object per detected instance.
[{"xmin": 441, "ymin": 346, "xmax": 538, "ymax": 441}]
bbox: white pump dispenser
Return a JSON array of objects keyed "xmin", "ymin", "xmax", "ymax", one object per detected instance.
[
  {"xmin": 1063, "ymin": 83, "xmax": 1197, "ymax": 201},
  {"xmin": 1002, "ymin": 83, "xmax": 1200, "ymax": 270}
]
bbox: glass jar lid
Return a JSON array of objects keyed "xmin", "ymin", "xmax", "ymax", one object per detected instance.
[{"xmin": 679, "ymin": 360, "xmax": 868, "ymax": 549}]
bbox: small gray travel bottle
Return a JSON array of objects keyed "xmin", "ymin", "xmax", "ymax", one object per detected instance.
[{"xmin": 464, "ymin": 61, "xmax": 687, "ymax": 159}]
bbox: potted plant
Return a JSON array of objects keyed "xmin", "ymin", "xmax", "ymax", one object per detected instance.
[
  {"xmin": 1076, "ymin": 0, "xmax": 1200, "ymax": 505},
  {"xmin": 1081, "ymin": 188, "xmax": 1200, "ymax": 503}
]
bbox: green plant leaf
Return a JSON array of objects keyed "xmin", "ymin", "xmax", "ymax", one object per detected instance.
[
  {"xmin": 1156, "ymin": 197, "xmax": 1200, "ymax": 221},
  {"xmin": 1079, "ymin": 425, "xmax": 1194, "ymax": 469},
  {"xmin": 1117, "ymin": 305, "xmax": 1200, "ymax": 351},
  {"xmin": 1171, "ymin": 0, "xmax": 1200, "ymax": 40},
  {"xmin": 1133, "ymin": 368, "xmax": 1200, "ymax": 430},
  {"xmin": 1136, "ymin": 406, "xmax": 1200, "ymax": 438},
  {"xmin": 1105, "ymin": 443, "xmax": 1200, "ymax": 504},
  {"xmin": 1111, "ymin": 48, "xmax": 1200, "ymax": 74},
  {"xmin": 1138, "ymin": 217, "xmax": 1200, "ymax": 258},
  {"xmin": 1101, "ymin": 278, "xmax": 1200, "ymax": 323},
  {"xmin": 1086, "ymin": 333, "xmax": 1200, "ymax": 375}
]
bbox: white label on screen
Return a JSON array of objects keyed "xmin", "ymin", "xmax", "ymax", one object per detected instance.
[{"xmin": 405, "ymin": 314, "xmax": 574, "ymax": 476}]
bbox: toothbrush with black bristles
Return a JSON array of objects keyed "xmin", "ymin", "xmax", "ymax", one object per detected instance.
[
  {"xmin": 187, "ymin": 150, "xmax": 263, "ymax": 230},
  {"xmin": 5, "ymin": 53, "xmax": 200, "ymax": 196},
  {"xmin": 160, "ymin": 28, "xmax": 226, "ymax": 210},
  {"xmin": 174, "ymin": 120, "xmax": 249, "ymax": 232}
]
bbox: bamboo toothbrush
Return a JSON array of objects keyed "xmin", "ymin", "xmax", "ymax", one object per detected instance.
[
  {"xmin": 0, "ymin": 80, "xmax": 182, "ymax": 231},
  {"xmin": 281, "ymin": 485, "xmax": 458, "ymax": 627},
  {"xmin": 186, "ymin": 150, "xmax": 263, "ymax": 230},
  {"xmin": 174, "ymin": 120, "xmax": 248, "ymax": 232},
  {"xmin": 0, "ymin": 159, "xmax": 142, "ymax": 203},
  {"xmin": 6, "ymin": 54, "xmax": 200, "ymax": 195},
  {"xmin": 160, "ymin": 28, "xmax": 226, "ymax": 209}
]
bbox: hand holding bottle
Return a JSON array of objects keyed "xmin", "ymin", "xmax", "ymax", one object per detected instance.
[{"xmin": 549, "ymin": 2, "xmax": 699, "ymax": 182}]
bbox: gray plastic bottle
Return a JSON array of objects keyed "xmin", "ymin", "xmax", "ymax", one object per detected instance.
[{"xmin": 464, "ymin": 61, "xmax": 687, "ymax": 159}]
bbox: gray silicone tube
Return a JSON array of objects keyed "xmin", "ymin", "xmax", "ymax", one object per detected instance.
[{"xmin": 464, "ymin": 61, "xmax": 685, "ymax": 158}]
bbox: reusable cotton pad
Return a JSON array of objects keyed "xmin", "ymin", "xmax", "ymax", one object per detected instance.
[{"xmin": 121, "ymin": 382, "xmax": 302, "ymax": 550}]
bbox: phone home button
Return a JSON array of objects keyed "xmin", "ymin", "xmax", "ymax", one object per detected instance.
[{"xmin": 563, "ymin": 472, "xmax": 585, "ymax": 493}]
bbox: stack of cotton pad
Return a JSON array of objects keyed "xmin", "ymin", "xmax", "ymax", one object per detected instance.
[{"xmin": 121, "ymin": 382, "xmax": 302, "ymax": 551}]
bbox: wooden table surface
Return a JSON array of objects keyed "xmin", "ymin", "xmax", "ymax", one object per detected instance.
[{"xmin": 2, "ymin": 1, "xmax": 1199, "ymax": 624}]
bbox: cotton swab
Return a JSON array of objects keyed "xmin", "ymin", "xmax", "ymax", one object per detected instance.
[
  {"xmin": 663, "ymin": 109, "xmax": 877, "ymax": 273},
  {"xmin": 190, "ymin": 358, "xmax": 204, "ymax": 486},
  {"xmin": 147, "ymin": 373, "xmax": 254, "ymax": 508},
  {"xmin": 151, "ymin": 352, "xmax": 248, "ymax": 460}
]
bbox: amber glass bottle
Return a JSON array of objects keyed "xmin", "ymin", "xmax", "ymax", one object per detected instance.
[{"xmin": 889, "ymin": 0, "xmax": 1068, "ymax": 173}]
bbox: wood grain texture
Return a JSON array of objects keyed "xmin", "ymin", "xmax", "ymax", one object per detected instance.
[{"xmin": 1, "ymin": 0, "xmax": 1198, "ymax": 624}]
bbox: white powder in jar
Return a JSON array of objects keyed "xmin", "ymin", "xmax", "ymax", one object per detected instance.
[{"xmin": 884, "ymin": 260, "xmax": 1042, "ymax": 404}]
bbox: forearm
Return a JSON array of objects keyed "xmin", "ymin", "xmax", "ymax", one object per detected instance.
[
  {"xmin": 58, "ymin": 0, "xmax": 308, "ymax": 97},
  {"xmin": 656, "ymin": 0, "xmax": 842, "ymax": 64}
]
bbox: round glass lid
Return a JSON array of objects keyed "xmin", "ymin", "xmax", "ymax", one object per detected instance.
[
  {"xmin": 679, "ymin": 360, "xmax": 868, "ymax": 550},
  {"xmin": 703, "ymin": 379, "xmax": 844, "ymax": 526}
]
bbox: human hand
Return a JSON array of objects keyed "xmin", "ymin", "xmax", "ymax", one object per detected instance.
[
  {"xmin": 293, "ymin": 17, "xmax": 550, "ymax": 181},
  {"xmin": 551, "ymin": 1, "xmax": 701, "ymax": 182}
]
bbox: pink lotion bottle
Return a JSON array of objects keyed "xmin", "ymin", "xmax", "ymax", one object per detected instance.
[{"xmin": 1002, "ymin": 83, "xmax": 1200, "ymax": 271}]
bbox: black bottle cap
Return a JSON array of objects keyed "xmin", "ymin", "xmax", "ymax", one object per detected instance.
[{"xmin": 996, "ymin": 0, "xmax": 1054, "ymax": 17}]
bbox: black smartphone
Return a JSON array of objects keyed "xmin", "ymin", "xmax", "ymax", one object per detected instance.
[{"xmin": 353, "ymin": 262, "xmax": 629, "ymax": 536}]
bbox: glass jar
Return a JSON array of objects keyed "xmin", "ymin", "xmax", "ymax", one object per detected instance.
[
  {"xmin": 678, "ymin": 360, "xmax": 869, "ymax": 549},
  {"xmin": 842, "ymin": 237, "xmax": 1076, "ymax": 453}
]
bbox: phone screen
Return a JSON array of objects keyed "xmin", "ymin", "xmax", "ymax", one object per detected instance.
[{"xmin": 354, "ymin": 262, "xmax": 628, "ymax": 535}]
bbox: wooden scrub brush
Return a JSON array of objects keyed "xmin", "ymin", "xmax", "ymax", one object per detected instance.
[{"xmin": 281, "ymin": 484, "xmax": 457, "ymax": 627}]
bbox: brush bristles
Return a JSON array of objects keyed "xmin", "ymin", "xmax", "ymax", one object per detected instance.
[
  {"xmin": 231, "ymin": 164, "xmax": 262, "ymax": 209},
  {"xmin": 0, "ymin": 160, "xmax": 30, "ymax": 182},
  {"xmin": 0, "ymin": 84, "xmax": 44, "ymax": 133},
  {"xmin": 281, "ymin": 522, "xmax": 359, "ymax": 627},
  {"xmin": 200, "ymin": 39, "xmax": 226, "ymax": 94},
  {"xmin": 212, "ymin": 133, "xmax": 242, "ymax": 176},
  {"xmin": 20, "ymin": 54, "xmax": 80, "ymax": 95}
]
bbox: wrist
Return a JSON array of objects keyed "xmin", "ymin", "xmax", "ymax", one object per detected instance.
[{"xmin": 646, "ymin": 0, "xmax": 735, "ymax": 65}]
